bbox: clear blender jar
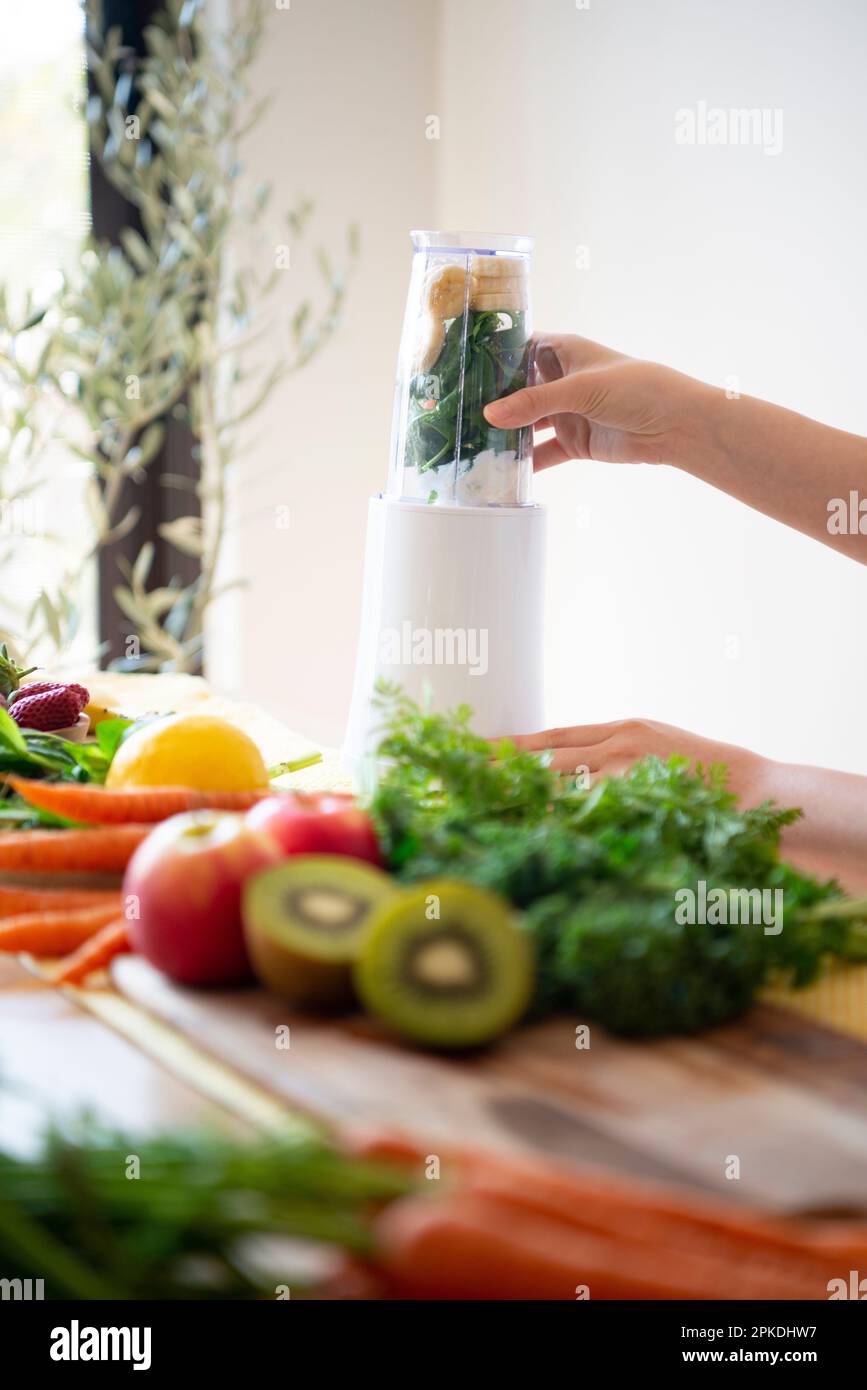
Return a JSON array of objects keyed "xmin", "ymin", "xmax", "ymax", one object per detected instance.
[{"xmin": 388, "ymin": 231, "xmax": 534, "ymax": 507}]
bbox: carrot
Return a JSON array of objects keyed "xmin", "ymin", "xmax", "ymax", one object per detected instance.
[
  {"xmin": 0, "ymin": 884, "xmax": 122, "ymax": 918},
  {"xmin": 463, "ymin": 1167, "xmax": 861, "ymax": 1289},
  {"xmin": 460, "ymin": 1152, "xmax": 867, "ymax": 1271},
  {"xmin": 346, "ymin": 1129, "xmax": 427, "ymax": 1170},
  {"xmin": 352, "ymin": 1128, "xmax": 867, "ymax": 1277},
  {"xmin": 0, "ymin": 825, "xmax": 151, "ymax": 873},
  {"xmin": 51, "ymin": 919, "xmax": 130, "ymax": 985},
  {"xmin": 6, "ymin": 777, "xmax": 269, "ymax": 825},
  {"xmin": 0, "ymin": 901, "xmax": 124, "ymax": 955},
  {"xmin": 373, "ymin": 1192, "xmax": 822, "ymax": 1300}
]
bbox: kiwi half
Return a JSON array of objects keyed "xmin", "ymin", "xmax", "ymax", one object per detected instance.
[
  {"xmin": 242, "ymin": 855, "xmax": 400, "ymax": 1008},
  {"xmin": 354, "ymin": 880, "xmax": 534, "ymax": 1049}
]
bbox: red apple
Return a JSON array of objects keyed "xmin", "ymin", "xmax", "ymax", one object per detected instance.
[
  {"xmin": 124, "ymin": 811, "xmax": 283, "ymax": 985},
  {"xmin": 246, "ymin": 792, "xmax": 382, "ymax": 866}
]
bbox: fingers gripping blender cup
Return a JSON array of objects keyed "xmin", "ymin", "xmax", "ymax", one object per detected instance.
[{"xmin": 344, "ymin": 232, "xmax": 546, "ymax": 778}]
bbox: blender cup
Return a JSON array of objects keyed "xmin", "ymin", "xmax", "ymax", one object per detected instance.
[{"xmin": 389, "ymin": 231, "xmax": 534, "ymax": 507}]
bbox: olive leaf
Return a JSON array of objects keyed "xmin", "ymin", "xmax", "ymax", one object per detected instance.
[{"xmin": 158, "ymin": 515, "xmax": 204, "ymax": 558}]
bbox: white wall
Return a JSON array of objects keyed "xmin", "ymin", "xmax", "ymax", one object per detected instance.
[
  {"xmin": 213, "ymin": 0, "xmax": 867, "ymax": 773},
  {"xmin": 207, "ymin": 0, "xmax": 438, "ymax": 744}
]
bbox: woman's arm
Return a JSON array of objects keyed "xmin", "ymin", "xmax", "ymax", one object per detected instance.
[
  {"xmin": 508, "ymin": 719, "xmax": 867, "ymax": 894},
  {"xmin": 752, "ymin": 759, "xmax": 867, "ymax": 893},
  {"xmin": 484, "ymin": 335, "xmax": 867, "ymax": 564},
  {"xmin": 686, "ymin": 389, "xmax": 867, "ymax": 564},
  {"xmin": 490, "ymin": 337, "xmax": 867, "ymax": 886}
]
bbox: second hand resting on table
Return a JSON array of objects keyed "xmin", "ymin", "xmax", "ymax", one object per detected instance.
[{"xmin": 484, "ymin": 335, "xmax": 867, "ymax": 890}]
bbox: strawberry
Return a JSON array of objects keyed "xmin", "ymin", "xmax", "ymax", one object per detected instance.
[
  {"xmin": 9, "ymin": 681, "xmax": 90, "ymax": 710},
  {"xmin": 8, "ymin": 681, "xmax": 62, "ymax": 705},
  {"xmin": 9, "ymin": 683, "xmax": 90, "ymax": 733}
]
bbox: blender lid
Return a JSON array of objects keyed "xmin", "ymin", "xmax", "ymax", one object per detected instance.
[{"xmin": 410, "ymin": 230, "xmax": 534, "ymax": 254}]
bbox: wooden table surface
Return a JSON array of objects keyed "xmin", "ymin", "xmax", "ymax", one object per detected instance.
[
  {"xmin": 0, "ymin": 956, "xmax": 250, "ymax": 1156},
  {"xmin": 7, "ymin": 938, "xmax": 866, "ymax": 1221}
]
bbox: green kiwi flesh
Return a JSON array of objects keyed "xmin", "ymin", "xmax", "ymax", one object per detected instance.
[
  {"xmin": 354, "ymin": 879, "xmax": 534, "ymax": 1048},
  {"xmin": 242, "ymin": 855, "xmax": 400, "ymax": 1008}
]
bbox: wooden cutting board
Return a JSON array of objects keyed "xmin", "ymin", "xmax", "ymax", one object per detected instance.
[{"xmin": 112, "ymin": 955, "xmax": 867, "ymax": 1216}]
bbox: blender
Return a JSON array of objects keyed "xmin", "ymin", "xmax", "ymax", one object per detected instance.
[{"xmin": 343, "ymin": 230, "xmax": 546, "ymax": 776}]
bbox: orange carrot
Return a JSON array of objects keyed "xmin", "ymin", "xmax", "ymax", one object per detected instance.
[
  {"xmin": 0, "ymin": 825, "xmax": 151, "ymax": 873},
  {"xmin": 374, "ymin": 1192, "xmax": 596, "ymax": 1300},
  {"xmin": 0, "ymin": 884, "xmax": 122, "ymax": 918},
  {"xmin": 347, "ymin": 1129, "xmax": 427, "ymax": 1171},
  {"xmin": 0, "ymin": 901, "xmax": 124, "ymax": 955},
  {"xmin": 373, "ymin": 1192, "xmax": 822, "ymax": 1301},
  {"xmin": 458, "ymin": 1151, "xmax": 867, "ymax": 1272},
  {"xmin": 52, "ymin": 919, "xmax": 130, "ymax": 985},
  {"xmin": 463, "ymin": 1167, "xmax": 861, "ymax": 1289},
  {"xmin": 352, "ymin": 1128, "xmax": 867, "ymax": 1277},
  {"xmin": 7, "ymin": 777, "xmax": 269, "ymax": 825}
]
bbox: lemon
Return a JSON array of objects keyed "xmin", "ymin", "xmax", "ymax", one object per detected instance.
[
  {"xmin": 106, "ymin": 713, "xmax": 270, "ymax": 792},
  {"xmin": 84, "ymin": 701, "xmax": 131, "ymax": 729}
]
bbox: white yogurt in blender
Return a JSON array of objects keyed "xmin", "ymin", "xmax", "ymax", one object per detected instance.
[{"xmin": 402, "ymin": 449, "xmax": 530, "ymax": 507}]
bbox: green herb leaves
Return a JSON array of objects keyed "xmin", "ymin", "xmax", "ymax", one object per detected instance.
[
  {"xmin": 405, "ymin": 310, "xmax": 531, "ymax": 476},
  {"xmin": 0, "ymin": 1124, "xmax": 410, "ymax": 1299},
  {"xmin": 368, "ymin": 689, "xmax": 867, "ymax": 1036},
  {"xmin": 0, "ymin": 713, "xmax": 137, "ymax": 826}
]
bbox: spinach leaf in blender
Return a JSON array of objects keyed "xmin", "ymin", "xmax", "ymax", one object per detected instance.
[{"xmin": 397, "ymin": 245, "xmax": 533, "ymax": 505}]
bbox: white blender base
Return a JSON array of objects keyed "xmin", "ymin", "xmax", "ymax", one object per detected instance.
[{"xmin": 343, "ymin": 496, "xmax": 546, "ymax": 781}]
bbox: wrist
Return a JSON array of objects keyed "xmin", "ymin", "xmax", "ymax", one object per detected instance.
[
  {"xmin": 723, "ymin": 743, "xmax": 776, "ymax": 808},
  {"xmin": 743, "ymin": 750, "xmax": 781, "ymax": 807},
  {"xmin": 668, "ymin": 378, "xmax": 734, "ymax": 478}
]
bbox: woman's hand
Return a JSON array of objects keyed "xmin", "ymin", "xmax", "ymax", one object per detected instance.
[
  {"xmin": 507, "ymin": 717, "xmax": 766, "ymax": 801},
  {"xmin": 507, "ymin": 719, "xmax": 867, "ymax": 892},
  {"xmin": 483, "ymin": 334, "xmax": 710, "ymax": 470},
  {"xmin": 484, "ymin": 332, "xmax": 867, "ymax": 563}
]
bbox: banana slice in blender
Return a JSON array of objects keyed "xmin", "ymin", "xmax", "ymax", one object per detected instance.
[
  {"xmin": 423, "ymin": 263, "xmax": 469, "ymax": 319},
  {"xmin": 470, "ymin": 283, "xmax": 528, "ymax": 311},
  {"xmin": 470, "ymin": 275, "xmax": 524, "ymax": 297},
  {"xmin": 470, "ymin": 254, "xmax": 525, "ymax": 280},
  {"xmin": 413, "ymin": 312, "xmax": 445, "ymax": 374}
]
